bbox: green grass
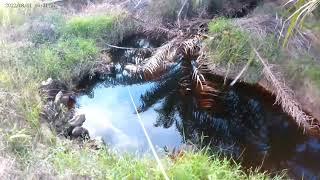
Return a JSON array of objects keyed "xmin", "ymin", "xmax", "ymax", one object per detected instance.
[
  {"xmin": 305, "ymin": 66, "xmax": 320, "ymax": 88},
  {"xmin": 34, "ymin": 37, "xmax": 99, "ymax": 81},
  {"xmin": 49, "ymin": 143, "xmax": 280, "ymax": 179},
  {"xmin": 64, "ymin": 15, "xmax": 116, "ymax": 39},
  {"xmin": 206, "ymin": 18, "xmax": 282, "ymax": 83},
  {"xmin": 0, "ymin": 3, "xmax": 289, "ymax": 180},
  {"xmin": 287, "ymin": 56, "xmax": 320, "ymax": 89},
  {"xmin": 63, "ymin": 13, "xmax": 131, "ymax": 43},
  {"xmin": 207, "ymin": 18, "xmax": 252, "ymax": 64}
]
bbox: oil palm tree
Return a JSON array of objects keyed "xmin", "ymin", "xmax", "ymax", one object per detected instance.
[{"xmin": 283, "ymin": 0, "xmax": 320, "ymax": 46}]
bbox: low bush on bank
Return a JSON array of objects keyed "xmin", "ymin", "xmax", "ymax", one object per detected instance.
[
  {"xmin": 63, "ymin": 13, "xmax": 134, "ymax": 43},
  {"xmin": 35, "ymin": 37, "xmax": 99, "ymax": 81},
  {"xmin": 287, "ymin": 56, "xmax": 320, "ymax": 89},
  {"xmin": 206, "ymin": 18, "xmax": 281, "ymax": 83},
  {"xmin": 207, "ymin": 18, "xmax": 251, "ymax": 64},
  {"xmin": 64, "ymin": 15, "xmax": 117, "ymax": 39}
]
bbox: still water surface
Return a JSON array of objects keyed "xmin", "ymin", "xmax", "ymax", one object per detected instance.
[{"xmin": 76, "ymin": 37, "xmax": 320, "ymax": 179}]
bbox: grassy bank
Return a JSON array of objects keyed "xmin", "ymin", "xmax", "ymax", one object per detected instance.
[
  {"xmin": 0, "ymin": 3, "xmax": 278, "ymax": 179},
  {"xmin": 205, "ymin": 5, "xmax": 320, "ymax": 96}
]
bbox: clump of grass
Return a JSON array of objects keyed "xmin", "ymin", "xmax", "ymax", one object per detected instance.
[
  {"xmin": 33, "ymin": 37, "xmax": 99, "ymax": 82},
  {"xmin": 206, "ymin": 18, "xmax": 281, "ymax": 83},
  {"xmin": 29, "ymin": 12, "xmax": 65, "ymax": 44},
  {"xmin": 207, "ymin": 18, "xmax": 252, "ymax": 64},
  {"xmin": 305, "ymin": 65, "xmax": 320, "ymax": 88},
  {"xmin": 49, "ymin": 143, "xmax": 279, "ymax": 179},
  {"xmin": 64, "ymin": 15, "xmax": 115, "ymax": 39},
  {"xmin": 63, "ymin": 13, "xmax": 131, "ymax": 42}
]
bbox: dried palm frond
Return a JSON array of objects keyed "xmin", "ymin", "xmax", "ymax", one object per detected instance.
[
  {"xmin": 142, "ymin": 39, "xmax": 177, "ymax": 75},
  {"xmin": 180, "ymin": 35, "xmax": 203, "ymax": 56},
  {"xmin": 253, "ymin": 48, "xmax": 318, "ymax": 132},
  {"xmin": 192, "ymin": 66, "xmax": 205, "ymax": 90},
  {"xmin": 191, "ymin": 50, "xmax": 207, "ymax": 90}
]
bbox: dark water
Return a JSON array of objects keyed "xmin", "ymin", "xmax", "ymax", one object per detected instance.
[
  {"xmin": 76, "ymin": 37, "xmax": 320, "ymax": 179},
  {"xmin": 76, "ymin": 72, "xmax": 320, "ymax": 179}
]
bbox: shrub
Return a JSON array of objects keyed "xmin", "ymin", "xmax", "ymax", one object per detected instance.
[
  {"xmin": 30, "ymin": 12, "xmax": 65, "ymax": 44},
  {"xmin": 50, "ymin": 143, "xmax": 278, "ymax": 179},
  {"xmin": 35, "ymin": 37, "xmax": 99, "ymax": 81},
  {"xmin": 305, "ymin": 65, "xmax": 320, "ymax": 88},
  {"xmin": 207, "ymin": 18, "xmax": 251, "ymax": 64}
]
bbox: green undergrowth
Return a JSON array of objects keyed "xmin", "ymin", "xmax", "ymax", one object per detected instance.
[
  {"xmin": 49, "ymin": 142, "xmax": 281, "ymax": 179},
  {"xmin": 208, "ymin": 18, "xmax": 252, "ymax": 64},
  {"xmin": 0, "ymin": 8, "xmax": 138, "ymax": 178},
  {"xmin": 0, "ymin": 4, "xmax": 288, "ymax": 180},
  {"xmin": 63, "ymin": 12, "xmax": 135, "ymax": 43},
  {"xmin": 287, "ymin": 55, "xmax": 320, "ymax": 89},
  {"xmin": 206, "ymin": 18, "xmax": 281, "ymax": 83},
  {"xmin": 34, "ymin": 37, "xmax": 99, "ymax": 81},
  {"xmin": 64, "ymin": 15, "xmax": 117, "ymax": 39}
]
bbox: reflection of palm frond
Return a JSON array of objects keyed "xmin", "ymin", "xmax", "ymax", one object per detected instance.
[
  {"xmin": 140, "ymin": 70, "xmax": 181, "ymax": 112},
  {"xmin": 154, "ymin": 94, "xmax": 178, "ymax": 128}
]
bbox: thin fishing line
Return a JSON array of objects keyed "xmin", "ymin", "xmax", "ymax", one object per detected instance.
[{"xmin": 127, "ymin": 87, "xmax": 169, "ymax": 180}]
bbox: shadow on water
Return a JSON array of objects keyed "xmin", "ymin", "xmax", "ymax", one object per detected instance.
[{"xmin": 76, "ymin": 37, "xmax": 320, "ymax": 179}]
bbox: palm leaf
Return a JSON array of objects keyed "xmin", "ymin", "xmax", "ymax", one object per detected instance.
[{"xmin": 283, "ymin": 0, "xmax": 320, "ymax": 47}]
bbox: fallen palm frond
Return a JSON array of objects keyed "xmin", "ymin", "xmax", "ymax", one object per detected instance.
[
  {"xmin": 142, "ymin": 39, "xmax": 177, "ymax": 75},
  {"xmin": 192, "ymin": 66, "xmax": 205, "ymax": 90},
  {"xmin": 142, "ymin": 35, "xmax": 203, "ymax": 76},
  {"xmin": 253, "ymin": 48, "xmax": 318, "ymax": 132},
  {"xmin": 230, "ymin": 51, "xmax": 255, "ymax": 86}
]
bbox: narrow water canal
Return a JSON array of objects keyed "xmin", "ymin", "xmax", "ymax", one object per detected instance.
[{"xmin": 76, "ymin": 37, "xmax": 320, "ymax": 179}]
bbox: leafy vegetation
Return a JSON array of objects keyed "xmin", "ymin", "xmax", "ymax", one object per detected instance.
[
  {"xmin": 207, "ymin": 18, "xmax": 252, "ymax": 64},
  {"xmin": 35, "ymin": 38, "xmax": 99, "ymax": 81},
  {"xmin": 287, "ymin": 56, "xmax": 320, "ymax": 89},
  {"xmin": 50, "ymin": 143, "xmax": 280, "ymax": 179},
  {"xmin": 64, "ymin": 15, "xmax": 119, "ymax": 39},
  {"xmin": 0, "ymin": 0, "xmax": 319, "ymax": 179},
  {"xmin": 283, "ymin": 0, "xmax": 320, "ymax": 46}
]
